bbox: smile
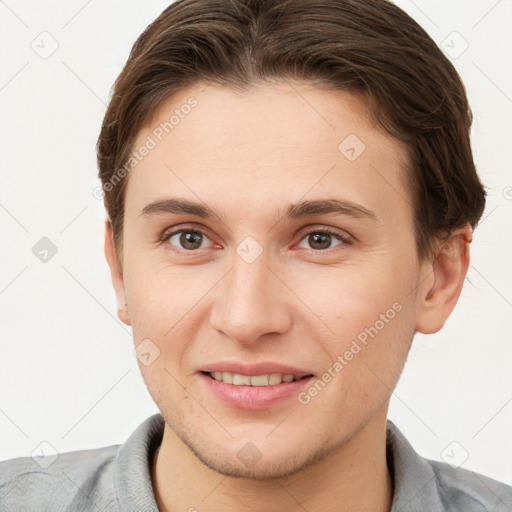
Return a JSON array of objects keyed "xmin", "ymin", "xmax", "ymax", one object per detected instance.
[{"xmin": 207, "ymin": 371, "xmax": 311, "ymax": 386}]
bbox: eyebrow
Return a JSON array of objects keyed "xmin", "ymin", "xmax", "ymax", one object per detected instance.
[{"xmin": 139, "ymin": 197, "xmax": 377, "ymax": 222}]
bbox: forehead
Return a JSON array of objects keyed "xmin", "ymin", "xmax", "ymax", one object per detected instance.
[{"xmin": 125, "ymin": 82, "xmax": 412, "ymax": 226}]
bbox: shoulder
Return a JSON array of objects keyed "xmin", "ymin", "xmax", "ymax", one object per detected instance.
[
  {"xmin": 386, "ymin": 420, "xmax": 512, "ymax": 511},
  {"xmin": 0, "ymin": 444, "xmax": 120, "ymax": 512},
  {"xmin": 427, "ymin": 458, "xmax": 512, "ymax": 512},
  {"xmin": 1, "ymin": 414, "xmax": 164, "ymax": 512}
]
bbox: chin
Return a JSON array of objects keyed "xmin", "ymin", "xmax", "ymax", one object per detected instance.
[
  {"xmin": 194, "ymin": 447, "xmax": 314, "ymax": 480},
  {"xmin": 180, "ymin": 427, "xmax": 336, "ymax": 480}
]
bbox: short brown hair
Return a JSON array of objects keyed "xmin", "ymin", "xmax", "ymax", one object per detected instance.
[{"xmin": 97, "ymin": 0, "xmax": 486, "ymax": 267}]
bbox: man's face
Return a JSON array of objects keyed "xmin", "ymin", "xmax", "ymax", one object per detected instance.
[{"xmin": 116, "ymin": 82, "xmax": 429, "ymax": 478}]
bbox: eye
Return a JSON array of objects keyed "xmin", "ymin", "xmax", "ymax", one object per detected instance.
[
  {"xmin": 297, "ymin": 228, "xmax": 349, "ymax": 251},
  {"xmin": 164, "ymin": 229, "xmax": 213, "ymax": 251},
  {"xmin": 160, "ymin": 226, "xmax": 350, "ymax": 253}
]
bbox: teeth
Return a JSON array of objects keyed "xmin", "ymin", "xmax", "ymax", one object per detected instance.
[
  {"xmin": 209, "ymin": 372, "xmax": 301, "ymax": 386},
  {"xmin": 233, "ymin": 374, "xmax": 251, "ymax": 385},
  {"xmin": 250, "ymin": 374, "xmax": 269, "ymax": 386},
  {"xmin": 222, "ymin": 372, "xmax": 233, "ymax": 384},
  {"xmin": 269, "ymin": 373, "xmax": 282, "ymax": 385}
]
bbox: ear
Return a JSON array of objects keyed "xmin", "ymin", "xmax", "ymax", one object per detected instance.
[
  {"xmin": 415, "ymin": 225, "xmax": 472, "ymax": 334},
  {"xmin": 104, "ymin": 218, "xmax": 131, "ymax": 326}
]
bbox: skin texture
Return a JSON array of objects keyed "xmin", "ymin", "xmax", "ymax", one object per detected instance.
[{"xmin": 104, "ymin": 81, "xmax": 472, "ymax": 511}]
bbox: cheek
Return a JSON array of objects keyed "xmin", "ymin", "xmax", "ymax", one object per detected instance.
[
  {"xmin": 297, "ymin": 255, "xmax": 415, "ymax": 341},
  {"xmin": 298, "ymin": 256, "xmax": 418, "ymax": 395},
  {"xmin": 123, "ymin": 257, "xmax": 220, "ymax": 375},
  {"xmin": 124, "ymin": 256, "xmax": 201, "ymax": 331}
]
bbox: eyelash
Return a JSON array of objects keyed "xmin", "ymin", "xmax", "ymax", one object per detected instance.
[{"xmin": 159, "ymin": 226, "xmax": 352, "ymax": 253}]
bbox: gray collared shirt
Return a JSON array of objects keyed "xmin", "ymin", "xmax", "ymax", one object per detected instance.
[{"xmin": 1, "ymin": 413, "xmax": 511, "ymax": 511}]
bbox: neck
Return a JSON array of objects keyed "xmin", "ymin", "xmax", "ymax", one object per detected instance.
[{"xmin": 151, "ymin": 408, "xmax": 393, "ymax": 512}]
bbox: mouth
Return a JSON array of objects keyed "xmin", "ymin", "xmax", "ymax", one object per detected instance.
[
  {"xmin": 203, "ymin": 371, "xmax": 312, "ymax": 386},
  {"xmin": 199, "ymin": 365, "xmax": 315, "ymax": 409}
]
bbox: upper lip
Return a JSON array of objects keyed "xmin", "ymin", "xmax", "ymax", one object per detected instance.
[{"xmin": 200, "ymin": 361, "xmax": 314, "ymax": 378}]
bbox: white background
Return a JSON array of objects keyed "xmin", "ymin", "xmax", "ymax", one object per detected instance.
[{"xmin": 1, "ymin": 0, "xmax": 511, "ymax": 487}]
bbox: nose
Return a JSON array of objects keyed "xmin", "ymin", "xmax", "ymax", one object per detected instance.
[{"xmin": 209, "ymin": 251, "xmax": 293, "ymax": 345}]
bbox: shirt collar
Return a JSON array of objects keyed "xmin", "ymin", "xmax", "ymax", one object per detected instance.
[
  {"xmin": 114, "ymin": 413, "xmax": 443, "ymax": 511},
  {"xmin": 115, "ymin": 413, "xmax": 164, "ymax": 511},
  {"xmin": 386, "ymin": 419, "xmax": 444, "ymax": 510}
]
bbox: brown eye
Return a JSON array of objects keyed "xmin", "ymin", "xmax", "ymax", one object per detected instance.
[
  {"xmin": 297, "ymin": 228, "xmax": 346, "ymax": 251},
  {"xmin": 308, "ymin": 232, "xmax": 333, "ymax": 250},
  {"xmin": 167, "ymin": 230, "xmax": 209, "ymax": 250}
]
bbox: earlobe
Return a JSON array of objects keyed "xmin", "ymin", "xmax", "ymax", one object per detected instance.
[
  {"xmin": 104, "ymin": 218, "xmax": 131, "ymax": 326},
  {"xmin": 415, "ymin": 226, "xmax": 472, "ymax": 334}
]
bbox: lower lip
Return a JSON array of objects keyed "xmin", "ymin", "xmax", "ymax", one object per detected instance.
[{"xmin": 200, "ymin": 372, "xmax": 314, "ymax": 410}]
